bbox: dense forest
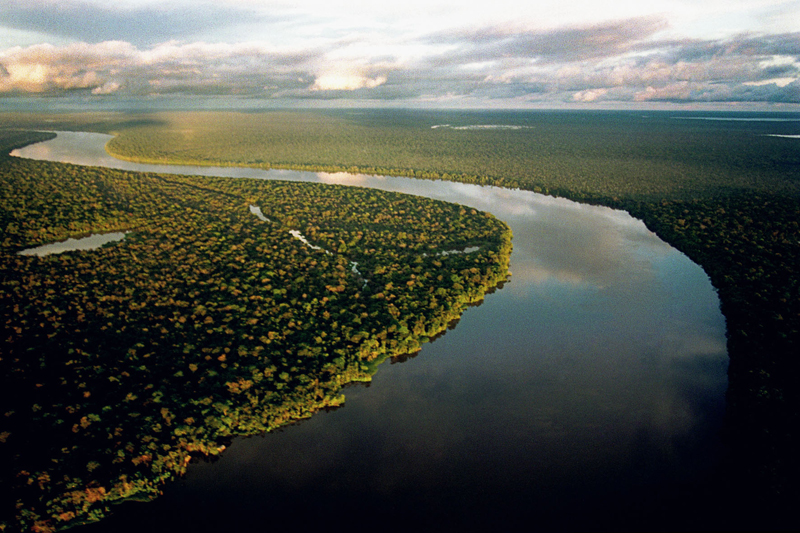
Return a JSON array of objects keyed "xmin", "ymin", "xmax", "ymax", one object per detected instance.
[
  {"xmin": 1, "ymin": 107, "xmax": 798, "ymax": 527},
  {"xmin": 0, "ymin": 129, "xmax": 511, "ymax": 532}
]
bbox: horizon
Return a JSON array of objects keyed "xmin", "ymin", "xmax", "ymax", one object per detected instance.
[{"xmin": 3, "ymin": 95, "xmax": 800, "ymax": 114}]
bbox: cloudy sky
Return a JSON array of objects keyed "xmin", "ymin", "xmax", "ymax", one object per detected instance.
[{"xmin": 1, "ymin": 0, "xmax": 799, "ymax": 108}]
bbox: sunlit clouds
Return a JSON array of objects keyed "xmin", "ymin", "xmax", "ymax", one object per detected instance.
[
  {"xmin": 1, "ymin": 0, "xmax": 799, "ymax": 108},
  {"xmin": 311, "ymin": 71, "xmax": 388, "ymax": 92}
]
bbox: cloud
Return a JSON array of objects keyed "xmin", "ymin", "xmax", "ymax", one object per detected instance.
[
  {"xmin": 634, "ymin": 79, "xmax": 800, "ymax": 104},
  {"xmin": 403, "ymin": 19, "xmax": 798, "ymax": 105},
  {"xmin": 0, "ymin": 41, "xmax": 135, "ymax": 93},
  {"xmin": 0, "ymin": 0, "xmax": 268, "ymax": 47},
  {"xmin": 427, "ymin": 16, "xmax": 669, "ymax": 63},
  {"xmin": 91, "ymin": 81, "xmax": 120, "ymax": 95},
  {"xmin": 572, "ymin": 88, "xmax": 609, "ymax": 103},
  {"xmin": 611, "ymin": 33, "xmax": 800, "ymax": 103},
  {"xmin": 0, "ymin": 8, "xmax": 798, "ymax": 107},
  {"xmin": 745, "ymin": 78, "xmax": 796, "ymax": 88},
  {"xmin": 311, "ymin": 73, "xmax": 387, "ymax": 91},
  {"xmin": 0, "ymin": 39, "xmax": 348, "ymax": 96}
]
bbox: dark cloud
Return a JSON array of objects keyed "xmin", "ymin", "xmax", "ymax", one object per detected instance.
[
  {"xmin": 0, "ymin": 0, "xmax": 271, "ymax": 47},
  {"xmin": 427, "ymin": 16, "xmax": 668, "ymax": 64},
  {"xmin": 734, "ymin": 33, "xmax": 800, "ymax": 57},
  {"xmin": 653, "ymin": 32, "xmax": 800, "ymax": 64},
  {"xmin": 633, "ymin": 79, "xmax": 800, "ymax": 104}
]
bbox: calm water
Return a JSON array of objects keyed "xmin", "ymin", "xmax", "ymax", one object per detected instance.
[
  {"xmin": 17, "ymin": 231, "xmax": 127, "ymax": 256},
  {"xmin": 13, "ymin": 133, "xmax": 728, "ymax": 531}
]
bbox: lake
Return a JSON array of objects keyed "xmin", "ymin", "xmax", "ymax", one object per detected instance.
[
  {"xmin": 17, "ymin": 232, "xmax": 128, "ymax": 256},
  {"xmin": 12, "ymin": 133, "xmax": 728, "ymax": 531}
]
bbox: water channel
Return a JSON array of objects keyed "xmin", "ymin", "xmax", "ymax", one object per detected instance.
[{"xmin": 12, "ymin": 133, "xmax": 729, "ymax": 531}]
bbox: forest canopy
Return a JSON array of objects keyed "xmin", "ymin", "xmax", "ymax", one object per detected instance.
[
  {"xmin": 2, "ymin": 107, "xmax": 798, "ymax": 528},
  {"xmin": 0, "ymin": 132, "xmax": 511, "ymax": 532}
]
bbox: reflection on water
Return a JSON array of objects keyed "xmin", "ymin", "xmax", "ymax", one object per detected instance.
[
  {"xmin": 14, "ymin": 132, "xmax": 728, "ymax": 531},
  {"xmin": 17, "ymin": 231, "xmax": 127, "ymax": 256}
]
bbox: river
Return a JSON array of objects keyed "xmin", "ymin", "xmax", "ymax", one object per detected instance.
[{"xmin": 12, "ymin": 133, "xmax": 728, "ymax": 532}]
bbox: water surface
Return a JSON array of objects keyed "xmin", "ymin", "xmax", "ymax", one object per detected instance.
[
  {"xmin": 17, "ymin": 232, "xmax": 127, "ymax": 256},
  {"xmin": 13, "ymin": 133, "xmax": 728, "ymax": 531}
]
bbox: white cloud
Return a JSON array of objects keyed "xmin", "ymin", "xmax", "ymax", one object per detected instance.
[
  {"xmin": 635, "ymin": 83, "xmax": 694, "ymax": 102},
  {"xmin": 572, "ymin": 88, "xmax": 609, "ymax": 102},
  {"xmin": 91, "ymin": 81, "xmax": 120, "ymax": 94},
  {"xmin": 311, "ymin": 72, "xmax": 387, "ymax": 91},
  {"xmin": 744, "ymin": 78, "xmax": 797, "ymax": 88},
  {"xmin": 0, "ymin": 41, "xmax": 137, "ymax": 94}
]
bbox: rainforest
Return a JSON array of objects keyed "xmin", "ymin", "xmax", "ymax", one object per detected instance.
[
  {"xmin": 0, "ymin": 125, "xmax": 512, "ymax": 531},
  {"xmin": 1, "ymin": 109, "xmax": 799, "ymax": 532}
]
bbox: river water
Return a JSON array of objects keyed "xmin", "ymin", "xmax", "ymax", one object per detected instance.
[{"xmin": 12, "ymin": 133, "xmax": 728, "ymax": 531}]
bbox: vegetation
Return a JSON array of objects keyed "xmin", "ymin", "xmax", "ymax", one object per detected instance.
[
  {"xmin": 2, "ymin": 107, "xmax": 798, "ymax": 523},
  {"xmin": 0, "ymin": 132, "xmax": 511, "ymax": 532},
  {"xmin": 5, "ymin": 110, "xmax": 798, "ymax": 200}
]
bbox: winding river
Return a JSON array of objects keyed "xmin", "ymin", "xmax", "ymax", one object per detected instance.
[{"xmin": 13, "ymin": 133, "xmax": 728, "ymax": 531}]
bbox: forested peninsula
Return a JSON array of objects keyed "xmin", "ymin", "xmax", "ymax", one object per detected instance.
[{"xmin": 0, "ymin": 128, "xmax": 511, "ymax": 532}]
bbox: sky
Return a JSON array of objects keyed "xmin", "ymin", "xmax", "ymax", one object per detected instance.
[{"xmin": 1, "ymin": 0, "xmax": 799, "ymax": 109}]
